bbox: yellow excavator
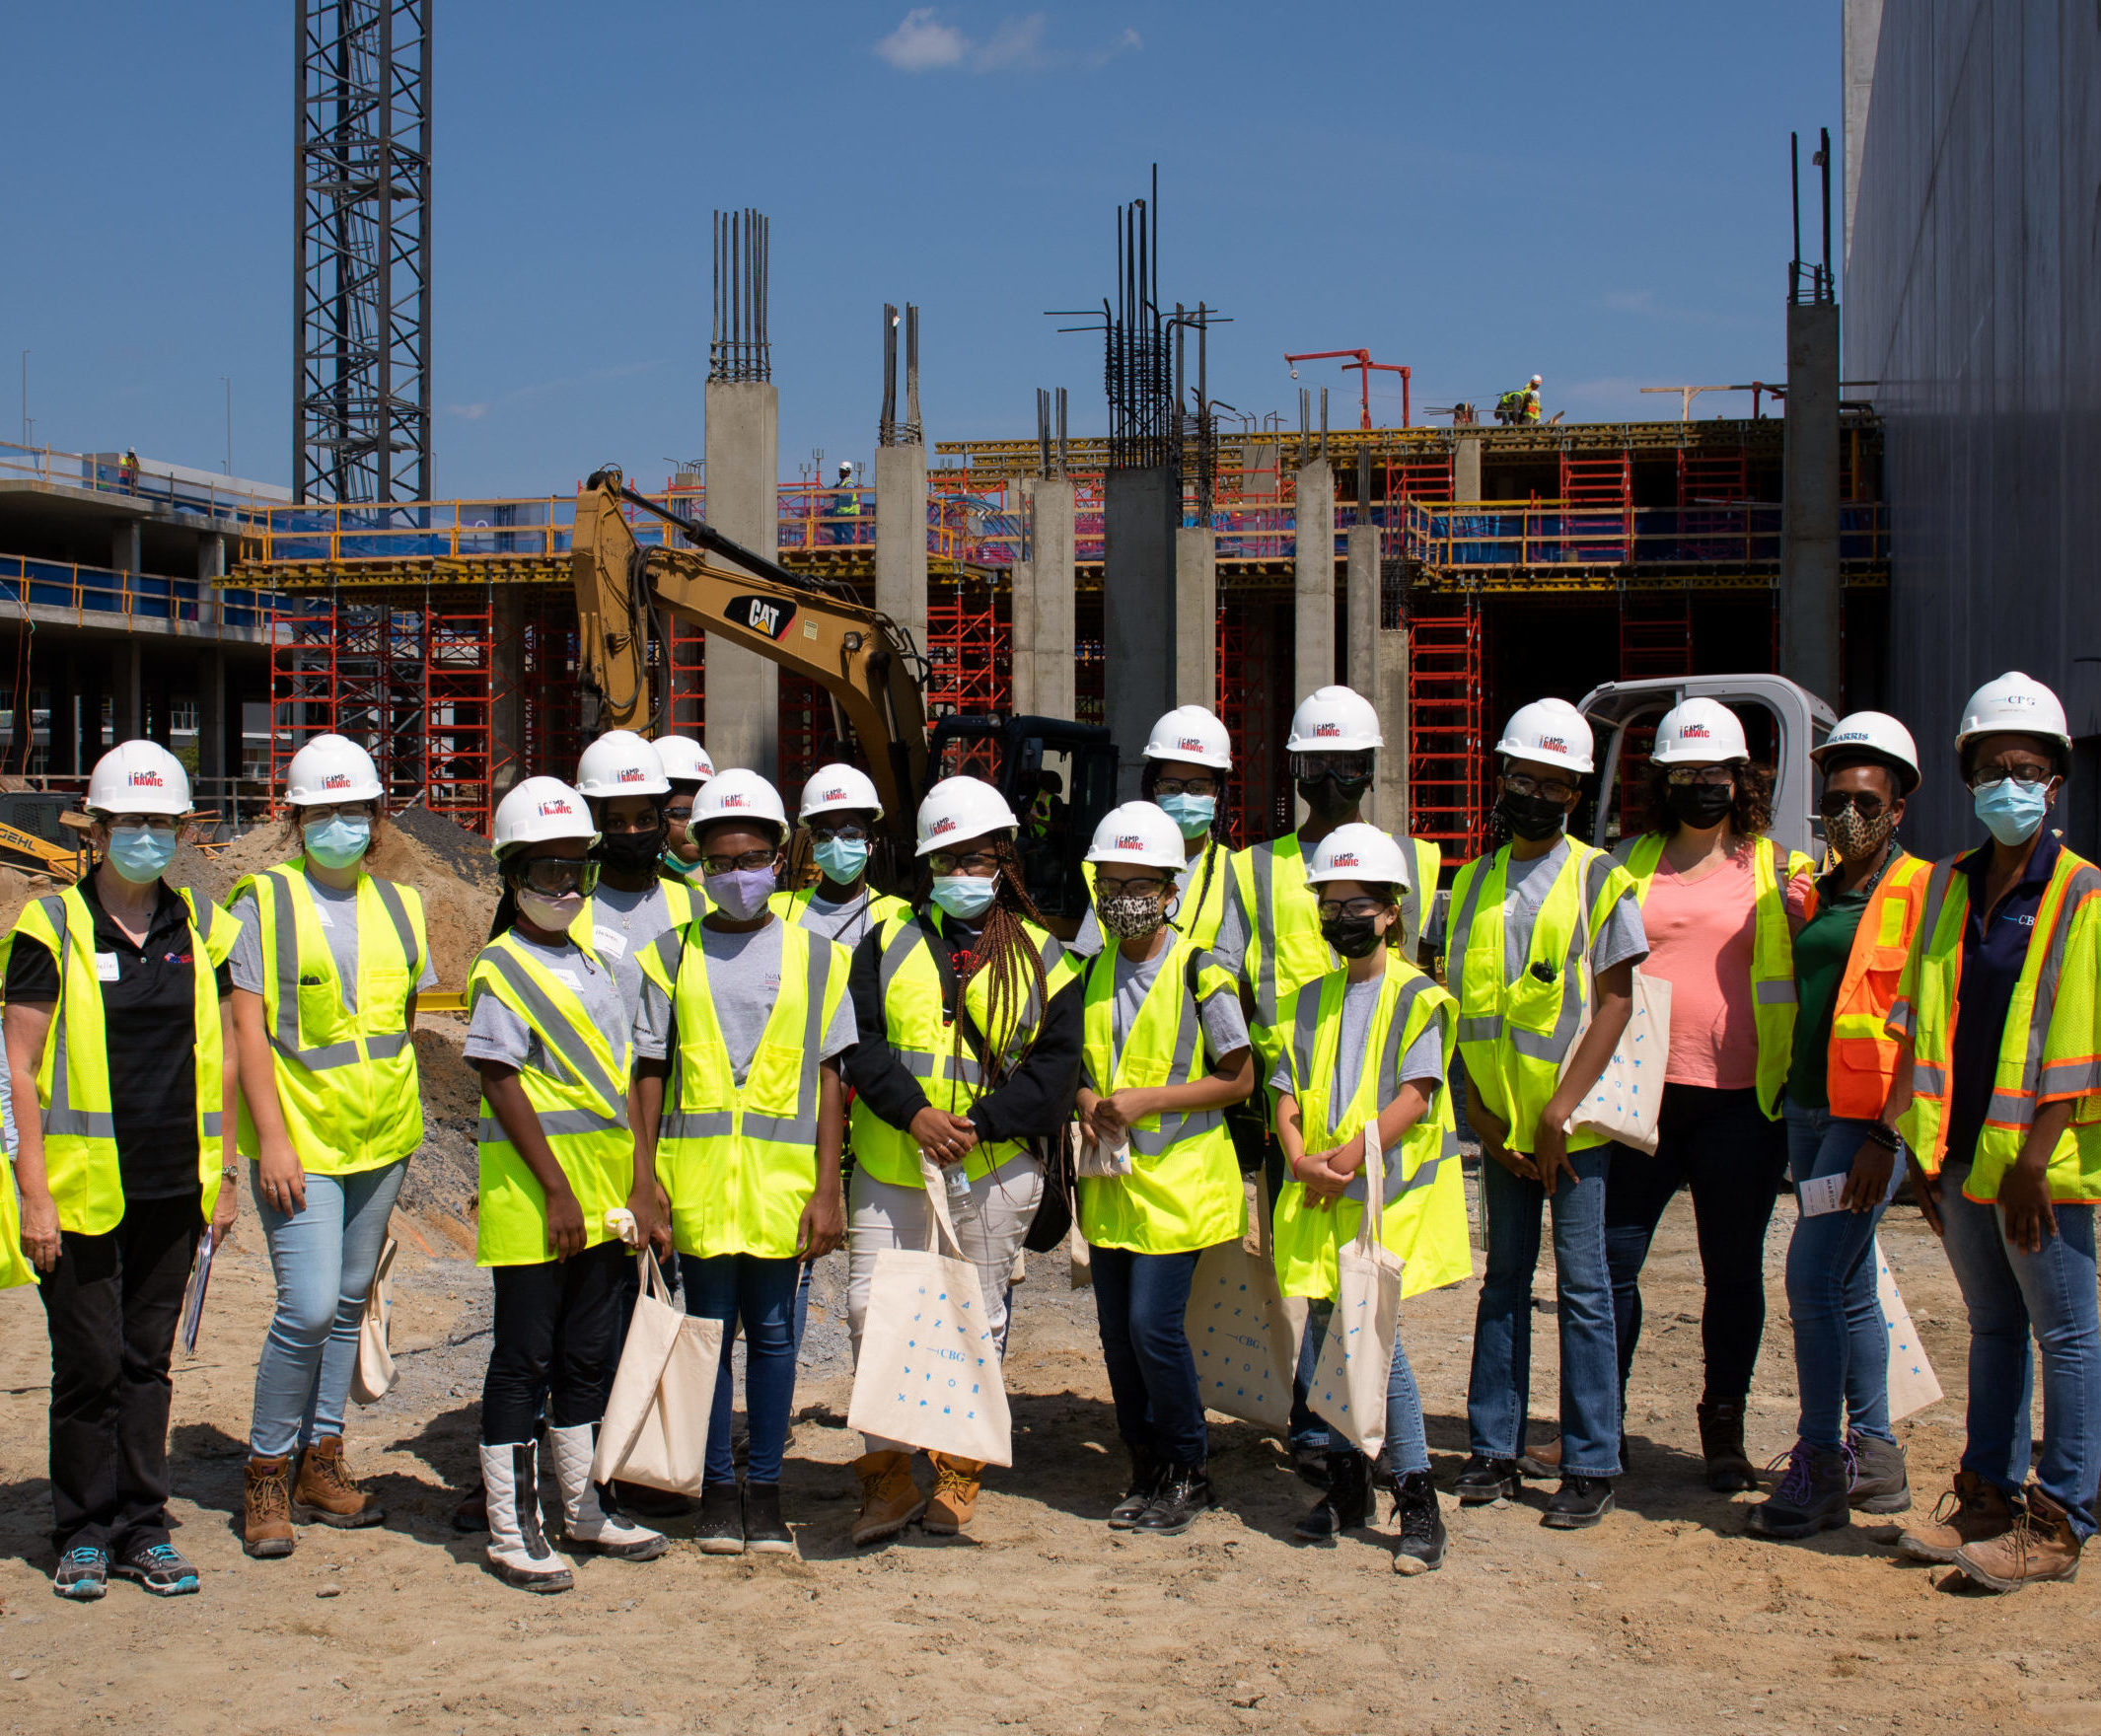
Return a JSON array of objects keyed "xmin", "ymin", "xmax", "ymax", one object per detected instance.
[{"xmin": 569, "ymin": 468, "xmax": 1116, "ymax": 920}]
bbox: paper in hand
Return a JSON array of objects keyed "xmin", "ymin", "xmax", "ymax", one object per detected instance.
[
  {"xmin": 1795, "ymin": 1173, "xmax": 1847, "ymax": 1217},
  {"xmin": 180, "ymin": 1232, "xmax": 216, "ymax": 1355}
]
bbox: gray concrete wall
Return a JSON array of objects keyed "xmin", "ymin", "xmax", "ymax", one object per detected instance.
[
  {"xmin": 1343, "ymin": 523, "xmax": 1409, "ymax": 833},
  {"xmin": 1779, "ymin": 302, "xmax": 1842, "ymax": 709},
  {"xmin": 702, "ymin": 381, "xmax": 781, "ymax": 778},
  {"xmin": 1845, "ymin": 0, "xmax": 2101, "ymax": 856},
  {"xmin": 1842, "ymin": 0, "xmax": 1884, "ymax": 268},
  {"xmin": 1292, "ymin": 462, "xmax": 1337, "ymax": 702},
  {"xmin": 1103, "ymin": 467, "xmax": 1178, "ymax": 793},
  {"xmin": 1453, "ymin": 436, "xmax": 1482, "ymax": 502},
  {"xmin": 1173, "ymin": 527, "xmax": 1216, "ymax": 711},
  {"xmin": 1010, "ymin": 476, "xmax": 1076, "ymax": 721},
  {"xmin": 875, "ymin": 443, "xmax": 928, "ymax": 654}
]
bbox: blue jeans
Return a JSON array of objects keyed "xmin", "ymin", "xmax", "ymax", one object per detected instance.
[
  {"xmin": 249, "ymin": 1160, "xmax": 407, "ymax": 1459},
  {"xmin": 1937, "ymin": 1161, "xmax": 2101, "ymax": 1540},
  {"xmin": 1782, "ymin": 1100, "xmax": 1897, "ymax": 1450},
  {"xmin": 1089, "ymin": 1246, "xmax": 1206, "ymax": 1468},
  {"xmin": 1468, "ymin": 1144, "xmax": 1622, "ymax": 1477},
  {"xmin": 681, "ymin": 1254, "xmax": 800, "ymax": 1486},
  {"xmin": 1307, "ymin": 1299, "xmax": 1430, "ymax": 1476}
]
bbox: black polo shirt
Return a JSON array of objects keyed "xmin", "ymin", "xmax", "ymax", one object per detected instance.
[
  {"xmin": 5, "ymin": 877, "xmax": 232, "ymax": 1201},
  {"xmin": 1943, "ymin": 828, "xmax": 2062, "ymax": 1170}
]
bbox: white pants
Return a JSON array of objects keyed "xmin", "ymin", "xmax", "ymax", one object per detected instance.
[{"xmin": 847, "ymin": 1151, "xmax": 1045, "ymax": 1455}]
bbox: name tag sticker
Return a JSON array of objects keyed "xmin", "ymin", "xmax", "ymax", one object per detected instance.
[
  {"xmin": 550, "ymin": 969, "xmax": 582, "ymax": 989},
  {"xmin": 95, "ymin": 952, "xmax": 121, "ymax": 982},
  {"xmin": 314, "ymin": 905, "xmax": 334, "ymax": 928},
  {"xmin": 595, "ymin": 930, "xmax": 627, "ymax": 959}
]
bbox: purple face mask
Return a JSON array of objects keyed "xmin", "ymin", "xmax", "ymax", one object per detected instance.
[{"xmin": 705, "ymin": 864, "xmax": 776, "ymax": 922}]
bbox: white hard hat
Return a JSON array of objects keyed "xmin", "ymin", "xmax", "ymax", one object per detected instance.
[
  {"xmin": 1530, "ymin": 374, "xmax": 1542, "ymax": 386},
  {"xmin": 915, "ymin": 775, "xmax": 1020, "ymax": 857},
  {"xmin": 1085, "ymin": 802, "xmax": 1187, "ymax": 870},
  {"xmin": 575, "ymin": 730, "xmax": 670, "ymax": 799},
  {"xmin": 651, "ymin": 735, "xmax": 715, "ymax": 784},
  {"xmin": 88, "ymin": 740, "xmax": 190, "ymax": 818},
  {"xmin": 1955, "ymin": 672, "xmax": 2072, "ymax": 754},
  {"xmin": 1143, "ymin": 704, "xmax": 1233, "ymax": 769},
  {"xmin": 691, "ymin": 767, "xmax": 789, "ymax": 839},
  {"xmin": 1495, "ymin": 697, "xmax": 1596, "ymax": 774},
  {"xmin": 1306, "ymin": 823, "xmax": 1413, "ymax": 892},
  {"xmin": 1285, "ymin": 685, "xmax": 1383, "ymax": 754},
  {"xmin": 284, "ymin": 733, "xmax": 382, "ymax": 805},
  {"xmin": 837, "ymin": 459, "xmax": 854, "ymax": 474},
  {"xmin": 1651, "ymin": 697, "xmax": 1749, "ymax": 765},
  {"xmin": 491, "ymin": 776, "xmax": 597, "ymax": 856},
  {"xmin": 799, "ymin": 761, "xmax": 884, "ymax": 821},
  {"xmin": 1813, "ymin": 710, "xmax": 1921, "ymax": 795}
]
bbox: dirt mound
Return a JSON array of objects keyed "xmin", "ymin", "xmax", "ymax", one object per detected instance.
[{"xmin": 398, "ymin": 1014, "xmax": 481, "ymax": 1252}]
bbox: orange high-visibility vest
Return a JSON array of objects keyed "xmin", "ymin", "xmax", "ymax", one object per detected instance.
[{"xmin": 1801, "ymin": 852, "xmax": 1930, "ymax": 1120}]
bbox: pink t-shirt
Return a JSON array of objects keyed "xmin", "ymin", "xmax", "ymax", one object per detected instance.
[{"xmin": 1637, "ymin": 847, "xmax": 1809, "ymax": 1090}]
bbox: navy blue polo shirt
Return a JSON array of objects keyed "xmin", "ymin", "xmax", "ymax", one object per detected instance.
[{"xmin": 1942, "ymin": 828, "xmax": 2062, "ymax": 1170}]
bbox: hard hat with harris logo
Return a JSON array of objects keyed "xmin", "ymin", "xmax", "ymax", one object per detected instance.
[
  {"xmin": 575, "ymin": 730, "xmax": 670, "ymax": 799},
  {"xmin": 1954, "ymin": 671, "xmax": 2072, "ymax": 754},
  {"xmin": 1812, "ymin": 710, "xmax": 1921, "ymax": 795},
  {"xmin": 88, "ymin": 740, "xmax": 191, "ymax": 818},
  {"xmin": 1085, "ymin": 801, "xmax": 1188, "ymax": 870},
  {"xmin": 799, "ymin": 762, "xmax": 884, "ymax": 821},
  {"xmin": 691, "ymin": 767, "xmax": 789, "ymax": 838},
  {"xmin": 1285, "ymin": 685, "xmax": 1384, "ymax": 755},
  {"xmin": 1495, "ymin": 696, "xmax": 1596, "ymax": 775},
  {"xmin": 491, "ymin": 776, "xmax": 598, "ymax": 855},
  {"xmin": 915, "ymin": 776, "xmax": 1020, "ymax": 856},
  {"xmin": 1142, "ymin": 704, "xmax": 1233, "ymax": 769},
  {"xmin": 1650, "ymin": 696, "xmax": 1750, "ymax": 764},
  {"xmin": 284, "ymin": 733, "xmax": 383, "ymax": 805},
  {"xmin": 1306, "ymin": 823, "xmax": 1413, "ymax": 892}
]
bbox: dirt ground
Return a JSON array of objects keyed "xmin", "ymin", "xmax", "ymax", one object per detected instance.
[{"xmin": 0, "ymin": 1177, "xmax": 2095, "ymax": 1736}]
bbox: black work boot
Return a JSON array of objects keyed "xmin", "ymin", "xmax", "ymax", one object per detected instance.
[
  {"xmin": 1698, "ymin": 1398, "xmax": 1757, "ymax": 1492},
  {"xmin": 1542, "ymin": 1476, "xmax": 1616, "ymax": 1529},
  {"xmin": 1745, "ymin": 1441, "xmax": 1851, "ymax": 1541},
  {"xmin": 1294, "ymin": 1450, "xmax": 1371, "ymax": 1540},
  {"xmin": 1389, "ymin": 1470, "xmax": 1448, "ymax": 1575},
  {"xmin": 1451, "ymin": 1454, "xmax": 1522, "ymax": 1506},
  {"xmin": 1847, "ymin": 1430, "xmax": 1912, "ymax": 1514},
  {"xmin": 1109, "ymin": 1447, "xmax": 1162, "ymax": 1529},
  {"xmin": 1131, "ymin": 1464, "xmax": 1216, "ymax": 1537}
]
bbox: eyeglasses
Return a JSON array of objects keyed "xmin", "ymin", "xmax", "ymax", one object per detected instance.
[
  {"xmin": 1820, "ymin": 789, "xmax": 1889, "ymax": 820},
  {"xmin": 1291, "ymin": 755, "xmax": 1373, "ymax": 784},
  {"xmin": 1149, "ymin": 775, "xmax": 1219, "ymax": 799},
  {"xmin": 810, "ymin": 820, "xmax": 872, "ymax": 842},
  {"xmin": 700, "ymin": 848, "xmax": 778, "ymax": 875},
  {"xmin": 1316, "ymin": 897, "xmax": 1390, "ymax": 921},
  {"xmin": 1664, "ymin": 767, "xmax": 1735, "ymax": 790},
  {"xmin": 301, "ymin": 801, "xmax": 378, "ymax": 823},
  {"xmin": 1096, "ymin": 873, "xmax": 1171, "ymax": 898},
  {"xmin": 1502, "ymin": 771, "xmax": 1579, "ymax": 804},
  {"xmin": 663, "ymin": 802, "xmax": 694, "ymax": 822},
  {"xmin": 928, "ymin": 850, "xmax": 1002, "ymax": 877},
  {"xmin": 1966, "ymin": 764, "xmax": 2055, "ymax": 792},
  {"xmin": 514, "ymin": 858, "xmax": 599, "ymax": 897}
]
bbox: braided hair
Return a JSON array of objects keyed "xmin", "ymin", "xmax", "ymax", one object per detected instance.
[{"xmin": 925, "ymin": 834, "xmax": 1050, "ymax": 1094}]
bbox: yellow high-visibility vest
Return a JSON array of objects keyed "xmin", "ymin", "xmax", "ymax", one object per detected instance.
[
  {"xmin": 658, "ymin": 920, "xmax": 850, "ymax": 1260},
  {"xmin": 1893, "ymin": 846, "xmax": 2101, "ymax": 1201},
  {"xmin": 7, "ymin": 885, "xmax": 239, "ymax": 1235},
  {"xmin": 0, "ymin": 1150, "xmax": 39, "ymax": 1286},
  {"xmin": 770, "ymin": 883, "xmax": 910, "ymax": 940},
  {"xmin": 229, "ymin": 863, "xmax": 427, "ymax": 1175},
  {"xmin": 469, "ymin": 932, "xmax": 633, "ymax": 1266},
  {"xmin": 1077, "ymin": 933, "xmax": 1246, "ymax": 1254}
]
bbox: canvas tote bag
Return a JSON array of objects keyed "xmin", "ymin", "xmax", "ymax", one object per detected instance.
[
  {"xmin": 1186, "ymin": 1176, "xmax": 1306, "ymax": 1434},
  {"xmin": 1557, "ymin": 965, "xmax": 1672, "ymax": 1155},
  {"xmin": 590, "ymin": 1251, "xmax": 725, "ymax": 1495},
  {"xmin": 847, "ymin": 1157, "xmax": 1015, "ymax": 1467},
  {"xmin": 349, "ymin": 1237, "xmax": 398, "ymax": 1406},
  {"xmin": 1307, "ymin": 1121, "xmax": 1407, "ymax": 1459}
]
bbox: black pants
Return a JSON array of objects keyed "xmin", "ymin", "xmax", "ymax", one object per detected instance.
[
  {"xmin": 481, "ymin": 1239, "xmax": 629, "ymax": 1444},
  {"xmin": 1604, "ymin": 1084, "xmax": 1787, "ymax": 1404},
  {"xmin": 37, "ymin": 1192, "xmax": 202, "ymax": 1554}
]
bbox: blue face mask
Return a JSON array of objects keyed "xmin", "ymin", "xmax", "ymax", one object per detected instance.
[
  {"xmin": 1974, "ymin": 777, "xmax": 2051, "ymax": 846},
  {"xmin": 814, "ymin": 835, "xmax": 870, "ymax": 886},
  {"xmin": 107, "ymin": 824, "xmax": 177, "ymax": 885},
  {"xmin": 930, "ymin": 873, "xmax": 999, "ymax": 920},
  {"xmin": 1158, "ymin": 792, "xmax": 1215, "ymax": 839},
  {"xmin": 303, "ymin": 815, "xmax": 371, "ymax": 870}
]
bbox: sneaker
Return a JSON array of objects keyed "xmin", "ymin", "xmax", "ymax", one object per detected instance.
[
  {"xmin": 1109, "ymin": 1448, "xmax": 1162, "ymax": 1529},
  {"xmin": 695, "ymin": 1482, "xmax": 745, "ymax": 1556},
  {"xmin": 1131, "ymin": 1465, "xmax": 1216, "ymax": 1537},
  {"xmin": 52, "ymin": 1544, "xmax": 109, "ymax": 1601},
  {"xmin": 1847, "ymin": 1431, "xmax": 1912, "ymax": 1514},
  {"xmin": 1745, "ymin": 1441, "xmax": 1851, "ymax": 1541},
  {"xmin": 1294, "ymin": 1452, "xmax": 1370, "ymax": 1541},
  {"xmin": 1541, "ymin": 1477, "xmax": 1615, "ymax": 1530},
  {"xmin": 1389, "ymin": 1471, "xmax": 1449, "ymax": 1575},
  {"xmin": 110, "ymin": 1541, "xmax": 200, "ymax": 1597},
  {"xmin": 1451, "ymin": 1454, "xmax": 1522, "ymax": 1506},
  {"xmin": 743, "ymin": 1482, "xmax": 794, "ymax": 1555}
]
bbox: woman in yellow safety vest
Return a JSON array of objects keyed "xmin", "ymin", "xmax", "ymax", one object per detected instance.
[
  {"xmin": 1602, "ymin": 698, "xmax": 1812, "ymax": 1493},
  {"xmin": 1443, "ymin": 699, "xmax": 1647, "ymax": 1531},
  {"xmin": 842, "ymin": 775, "xmax": 1082, "ymax": 1545},
  {"xmin": 5, "ymin": 742, "xmax": 240, "ymax": 1602},
  {"xmin": 1747, "ymin": 712, "xmax": 1928, "ymax": 1541},
  {"xmin": 1273, "ymin": 826, "xmax": 1469, "ymax": 1574},
  {"xmin": 228, "ymin": 734, "xmax": 435, "ymax": 1561},
  {"xmin": 464, "ymin": 776, "xmax": 670, "ymax": 1593},
  {"xmin": 637, "ymin": 768, "xmax": 854, "ymax": 1559},
  {"xmin": 1882, "ymin": 673, "xmax": 2101, "ymax": 1592},
  {"xmin": 1075, "ymin": 802, "xmax": 1254, "ymax": 1537}
]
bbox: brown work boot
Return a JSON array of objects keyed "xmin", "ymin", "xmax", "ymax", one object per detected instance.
[
  {"xmin": 243, "ymin": 1455, "xmax": 296, "ymax": 1559},
  {"xmin": 923, "ymin": 1453, "xmax": 983, "ymax": 1536},
  {"xmin": 1897, "ymin": 1470, "xmax": 2018, "ymax": 1563},
  {"xmin": 292, "ymin": 1436, "xmax": 386, "ymax": 1529},
  {"xmin": 1698, "ymin": 1399, "xmax": 1757, "ymax": 1492},
  {"xmin": 1953, "ymin": 1485, "xmax": 2083, "ymax": 1592},
  {"xmin": 851, "ymin": 1451, "xmax": 927, "ymax": 1547}
]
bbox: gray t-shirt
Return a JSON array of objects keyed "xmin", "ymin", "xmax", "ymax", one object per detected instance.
[
  {"xmin": 1101, "ymin": 942, "xmax": 1252, "ymax": 1080},
  {"xmin": 585, "ymin": 881, "xmax": 681, "ymax": 1028},
  {"xmin": 1269, "ymin": 977, "xmax": 1447, "ymax": 1107},
  {"xmin": 464, "ymin": 932, "xmax": 632, "ymax": 1081},
  {"xmin": 636, "ymin": 919, "xmax": 855, "ymax": 1086},
  {"xmin": 1428, "ymin": 837, "xmax": 1648, "ymax": 979},
  {"xmin": 794, "ymin": 886, "xmax": 887, "ymax": 951},
  {"xmin": 229, "ymin": 874, "xmax": 439, "ymax": 1013}
]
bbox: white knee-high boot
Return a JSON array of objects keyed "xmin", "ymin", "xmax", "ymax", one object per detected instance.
[
  {"xmin": 547, "ymin": 1424, "xmax": 669, "ymax": 1560},
  {"xmin": 480, "ymin": 1441, "xmax": 574, "ymax": 1592}
]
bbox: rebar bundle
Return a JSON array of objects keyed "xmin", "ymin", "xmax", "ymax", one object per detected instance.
[{"xmin": 711, "ymin": 209, "xmax": 771, "ymax": 384}]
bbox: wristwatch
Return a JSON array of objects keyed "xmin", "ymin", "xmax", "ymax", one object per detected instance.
[{"xmin": 221, "ymin": 1163, "xmax": 242, "ymax": 1180}]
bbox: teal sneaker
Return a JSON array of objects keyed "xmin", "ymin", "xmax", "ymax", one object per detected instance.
[
  {"xmin": 52, "ymin": 1544, "xmax": 109, "ymax": 1600},
  {"xmin": 110, "ymin": 1542, "xmax": 200, "ymax": 1597}
]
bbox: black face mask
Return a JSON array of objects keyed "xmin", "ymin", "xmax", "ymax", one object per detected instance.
[
  {"xmin": 596, "ymin": 824, "xmax": 668, "ymax": 874},
  {"xmin": 1321, "ymin": 913, "xmax": 1386, "ymax": 959},
  {"xmin": 1298, "ymin": 773, "xmax": 1370, "ymax": 823},
  {"xmin": 1666, "ymin": 782, "xmax": 1735, "ymax": 830},
  {"xmin": 1497, "ymin": 790, "xmax": 1567, "ymax": 842}
]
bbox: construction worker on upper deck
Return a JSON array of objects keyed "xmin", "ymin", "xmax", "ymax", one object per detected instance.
[
  {"xmin": 831, "ymin": 459, "xmax": 861, "ymax": 545},
  {"xmin": 1495, "ymin": 376, "xmax": 1544, "ymax": 426}
]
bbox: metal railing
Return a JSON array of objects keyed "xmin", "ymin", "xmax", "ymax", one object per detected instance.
[
  {"xmin": 1400, "ymin": 500, "xmax": 1889, "ymax": 572},
  {"xmin": 0, "ymin": 440, "xmax": 280, "ymax": 526},
  {"xmin": 0, "ymin": 554, "xmax": 274, "ymax": 633}
]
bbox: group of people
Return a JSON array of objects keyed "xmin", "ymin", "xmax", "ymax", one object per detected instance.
[{"xmin": 5, "ymin": 666, "xmax": 2095, "ymax": 1604}]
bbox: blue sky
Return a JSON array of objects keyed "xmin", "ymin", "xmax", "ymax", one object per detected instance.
[{"xmin": 3, "ymin": 1, "xmax": 1840, "ymax": 498}]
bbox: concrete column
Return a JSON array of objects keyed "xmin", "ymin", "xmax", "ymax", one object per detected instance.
[
  {"xmin": 1780, "ymin": 302, "xmax": 1843, "ymax": 708},
  {"xmin": 1293, "ymin": 461, "xmax": 1338, "ymax": 702},
  {"xmin": 197, "ymin": 648, "xmax": 227, "ymax": 785},
  {"xmin": 491, "ymin": 588, "xmax": 526, "ymax": 799},
  {"xmin": 1010, "ymin": 476, "xmax": 1076, "ymax": 721},
  {"xmin": 110, "ymin": 519, "xmax": 140, "ymax": 576},
  {"xmin": 874, "ymin": 444, "xmax": 928, "ymax": 656},
  {"xmin": 702, "ymin": 380, "xmax": 781, "ymax": 778},
  {"xmin": 195, "ymin": 534, "xmax": 225, "ymax": 633},
  {"xmin": 115, "ymin": 641, "xmax": 143, "ymax": 743},
  {"xmin": 1104, "ymin": 467, "xmax": 1179, "ymax": 794},
  {"xmin": 1173, "ymin": 527, "xmax": 1216, "ymax": 712},
  {"xmin": 1344, "ymin": 523, "xmax": 1409, "ymax": 831},
  {"xmin": 1454, "ymin": 436, "xmax": 1483, "ymax": 502}
]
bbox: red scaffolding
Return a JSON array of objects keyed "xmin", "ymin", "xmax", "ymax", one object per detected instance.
[{"xmin": 1406, "ymin": 595, "xmax": 1486, "ymax": 857}]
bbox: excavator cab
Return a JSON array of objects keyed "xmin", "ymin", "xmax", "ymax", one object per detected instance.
[{"xmin": 926, "ymin": 714, "xmax": 1119, "ymax": 932}]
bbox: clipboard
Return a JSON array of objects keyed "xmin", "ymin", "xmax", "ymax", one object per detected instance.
[{"xmin": 180, "ymin": 1231, "xmax": 216, "ymax": 1355}]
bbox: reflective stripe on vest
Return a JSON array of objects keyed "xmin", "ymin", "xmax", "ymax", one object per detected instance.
[
  {"xmin": 469, "ymin": 932, "xmax": 633, "ymax": 1266},
  {"xmin": 771, "ymin": 883, "xmax": 910, "ymax": 949},
  {"xmin": 231, "ymin": 864, "xmax": 426, "ymax": 1175},
  {"xmin": 8, "ymin": 884, "xmax": 236, "ymax": 1236},
  {"xmin": 1811, "ymin": 852, "xmax": 1930, "ymax": 1120}
]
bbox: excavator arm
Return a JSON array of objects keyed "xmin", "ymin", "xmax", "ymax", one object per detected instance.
[{"xmin": 569, "ymin": 470, "xmax": 928, "ymax": 849}]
